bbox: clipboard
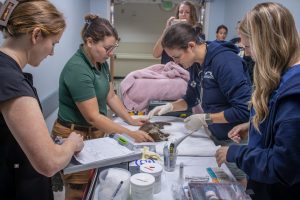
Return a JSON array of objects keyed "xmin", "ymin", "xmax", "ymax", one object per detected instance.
[{"xmin": 63, "ymin": 134, "xmax": 141, "ymax": 174}]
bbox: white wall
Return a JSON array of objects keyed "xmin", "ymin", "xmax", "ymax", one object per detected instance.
[
  {"xmin": 115, "ymin": 3, "xmax": 175, "ymax": 43},
  {"xmin": 205, "ymin": 0, "xmax": 226, "ymax": 41},
  {"xmin": 206, "ymin": 0, "xmax": 300, "ymax": 41},
  {"xmin": 23, "ymin": 0, "xmax": 90, "ymax": 100},
  {"xmin": 90, "ymin": 0, "xmax": 110, "ymax": 19}
]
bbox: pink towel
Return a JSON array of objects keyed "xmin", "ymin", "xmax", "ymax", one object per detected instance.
[{"xmin": 121, "ymin": 62, "xmax": 189, "ymax": 112}]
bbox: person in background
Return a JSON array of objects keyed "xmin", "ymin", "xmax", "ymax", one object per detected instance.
[
  {"xmin": 215, "ymin": 24, "xmax": 228, "ymax": 42},
  {"xmin": 52, "ymin": 14, "xmax": 154, "ymax": 200},
  {"xmin": 0, "ymin": 1, "xmax": 84, "ymax": 199},
  {"xmin": 153, "ymin": 0, "xmax": 199, "ymax": 64},
  {"xmin": 148, "ymin": 22, "xmax": 251, "ymax": 183},
  {"xmin": 215, "ymin": 2, "xmax": 300, "ymax": 199}
]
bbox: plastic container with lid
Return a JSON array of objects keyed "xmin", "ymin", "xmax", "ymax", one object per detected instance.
[
  {"xmin": 92, "ymin": 168, "xmax": 131, "ymax": 200},
  {"xmin": 130, "ymin": 173, "xmax": 155, "ymax": 200},
  {"xmin": 140, "ymin": 163, "xmax": 163, "ymax": 194}
]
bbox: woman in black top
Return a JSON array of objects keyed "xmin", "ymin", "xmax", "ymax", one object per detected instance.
[{"xmin": 0, "ymin": 1, "xmax": 83, "ymax": 199}]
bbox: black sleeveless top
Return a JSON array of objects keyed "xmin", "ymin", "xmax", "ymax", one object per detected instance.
[{"xmin": 0, "ymin": 51, "xmax": 53, "ymax": 200}]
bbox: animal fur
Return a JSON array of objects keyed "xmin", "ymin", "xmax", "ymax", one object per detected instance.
[{"xmin": 139, "ymin": 122, "xmax": 171, "ymax": 142}]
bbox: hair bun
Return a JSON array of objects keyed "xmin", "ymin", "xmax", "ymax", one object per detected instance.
[{"xmin": 84, "ymin": 14, "xmax": 99, "ymax": 23}]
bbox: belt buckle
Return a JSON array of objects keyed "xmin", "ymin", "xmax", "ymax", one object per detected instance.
[{"xmin": 68, "ymin": 183, "xmax": 86, "ymax": 190}]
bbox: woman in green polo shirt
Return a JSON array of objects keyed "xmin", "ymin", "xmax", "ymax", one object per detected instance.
[{"xmin": 52, "ymin": 14, "xmax": 154, "ymax": 200}]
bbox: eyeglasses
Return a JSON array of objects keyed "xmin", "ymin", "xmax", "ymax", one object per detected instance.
[{"xmin": 103, "ymin": 43, "xmax": 119, "ymax": 54}]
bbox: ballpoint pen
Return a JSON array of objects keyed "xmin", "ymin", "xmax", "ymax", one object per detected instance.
[
  {"xmin": 169, "ymin": 142, "xmax": 175, "ymax": 162},
  {"xmin": 53, "ymin": 135, "xmax": 64, "ymax": 145},
  {"xmin": 111, "ymin": 181, "xmax": 123, "ymax": 200},
  {"xmin": 169, "ymin": 143, "xmax": 175, "ymax": 154}
]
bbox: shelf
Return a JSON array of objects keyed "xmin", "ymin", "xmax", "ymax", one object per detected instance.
[{"xmin": 115, "ymin": 53, "xmax": 160, "ymax": 60}]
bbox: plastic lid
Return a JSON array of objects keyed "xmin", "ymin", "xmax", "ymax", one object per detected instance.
[
  {"xmin": 140, "ymin": 163, "xmax": 163, "ymax": 176},
  {"xmin": 130, "ymin": 173, "xmax": 155, "ymax": 187},
  {"xmin": 205, "ymin": 190, "xmax": 218, "ymax": 199}
]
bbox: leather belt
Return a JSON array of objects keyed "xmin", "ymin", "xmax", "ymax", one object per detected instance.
[{"xmin": 57, "ymin": 118, "xmax": 98, "ymax": 132}]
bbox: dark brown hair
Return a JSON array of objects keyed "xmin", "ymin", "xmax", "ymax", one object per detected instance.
[
  {"xmin": 162, "ymin": 23, "xmax": 204, "ymax": 50},
  {"xmin": 216, "ymin": 24, "xmax": 228, "ymax": 34},
  {"xmin": 81, "ymin": 14, "xmax": 119, "ymax": 43}
]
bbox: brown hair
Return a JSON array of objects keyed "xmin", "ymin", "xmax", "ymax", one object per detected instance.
[
  {"xmin": 81, "ymin": 14, "xmax": 119, "ymax": 43},
  {"xmin": 1, "ymin": 0, "xmax": 65, "ymax": 38},
  {"xmin": 239, "ymin": 2, "xmax": 300, "ymax": 130},
  {"xmin": 175, "ymin": 1, "xmax": 198, "ymax": 25}
]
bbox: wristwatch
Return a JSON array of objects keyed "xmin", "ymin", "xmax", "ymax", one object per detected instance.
[{"xmin": 205, "ymin": 113, "xmax": 213, "ymax": 125}]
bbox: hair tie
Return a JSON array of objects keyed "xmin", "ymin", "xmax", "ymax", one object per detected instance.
[
  {"xmin": 0, "ymin": 0, "xmax": 19, "ymax": 27},
  {"xmin": 85, "ymin": 19, "xmax": 91, "ymax": 26}
]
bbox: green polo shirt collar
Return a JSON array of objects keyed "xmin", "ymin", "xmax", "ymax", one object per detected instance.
[{"xmin": 78, "ymin": 44, "xmax": 102, "ymax": 70}]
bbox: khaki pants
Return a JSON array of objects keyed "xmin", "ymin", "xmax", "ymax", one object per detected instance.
[{"xmin": 52, "ymin": 120, "xmax": 105, "ymax": 200}]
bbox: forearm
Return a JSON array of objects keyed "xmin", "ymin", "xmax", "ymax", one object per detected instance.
[
  {"xmin": 152, "ymin": 36, "xmax": 164, "ymax": 58},
  {"xmin": 172, "ymin": 99, "xmax": 188, "ymax": 111},
  {"xmin": 44, "ymin": 141, "xmax": 78, "ymax": 176},
  {"xmin": 153, "ymin": 25, "xmax": 170, "ymax": 58},
  {"xmin": 210, "ymin": 111, "xmax": 228, "ymax": 123},
  {"xmin": 89, "ymin": 113, "xmax": 131, "ymax": 135},
  {"xmin": 107, "ymin": 93, "xmax": 133, "ymax": 124}
]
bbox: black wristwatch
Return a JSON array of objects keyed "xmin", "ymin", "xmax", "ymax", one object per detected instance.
[{"xmin": 205, "ymin": 113, "xmax": 213, "ymax": 125}]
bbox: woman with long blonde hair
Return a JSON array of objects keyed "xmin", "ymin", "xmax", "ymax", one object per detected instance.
[{"xmin": 216, "ymin": 2, "xmax": 300, "ymax": 199}]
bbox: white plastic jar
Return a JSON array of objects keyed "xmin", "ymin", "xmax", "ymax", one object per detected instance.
[
  {"xmin": 140, "ymin": 163, "xmax": 163, "ymax": 194},
  {"xmin": 93, "ymin": 168, "xmax": 131, "ymax": 200},
  {"xmin": 130, "ymin": 173, "xmax": 155, "ymax": 200}
]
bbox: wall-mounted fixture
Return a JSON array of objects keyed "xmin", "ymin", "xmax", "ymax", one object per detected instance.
[{"xmin": 160, "ymin": 1, "xmax": 175, "ymax": 12}]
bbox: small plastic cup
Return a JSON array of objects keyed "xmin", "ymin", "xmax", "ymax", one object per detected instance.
[{"xmin": 163, "ymin": 149, "xmax": 178, "ymax": 172}]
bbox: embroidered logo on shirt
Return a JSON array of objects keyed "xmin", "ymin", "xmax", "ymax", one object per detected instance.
[
  {"xmin": 190, "ymin": 81, "xmax": 197, "ymax": 88},
  {"xmin": 204, "ymin": 71, "xmax": 214, "ymax": 79}
]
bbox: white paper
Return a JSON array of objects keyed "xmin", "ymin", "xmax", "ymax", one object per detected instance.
[{"xmin": 74, "ymin": 137, "xmax": 134, "ymax": 164}]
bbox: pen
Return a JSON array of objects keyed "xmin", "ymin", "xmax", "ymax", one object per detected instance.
[
  {"xmin": 206, "ymin": 167, "xmax": 219, "ymax": 183},
  {"xmin": 111, "ymin": 180, "xmax": 123, "ymax": 200},
  {"xmin": 53, "ymin": 136, "xmax": 64, "ymax": 145},
  {"xmin": 169, "ymin": 143, "xmax": 175, "ymax": 154}
]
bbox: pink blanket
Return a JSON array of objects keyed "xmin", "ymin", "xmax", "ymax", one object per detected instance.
[{"xmin": 121, "ymin": 62, "xmax": 189, "ymax": 112}]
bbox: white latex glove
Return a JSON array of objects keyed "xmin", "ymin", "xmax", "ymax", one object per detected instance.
[
  {"xmin": 184, "ymin": 114, "xmax": 208, "ymax": 131},
  {"xmin": 147, "ymin": 103, "xmax": 173, "ymax": 119}
]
